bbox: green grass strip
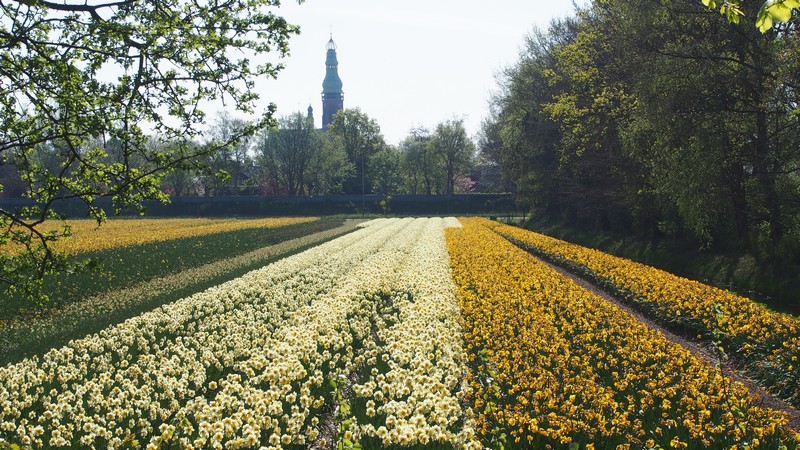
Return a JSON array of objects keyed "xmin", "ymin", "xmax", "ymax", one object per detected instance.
[{"xmin": 0, "ymin": 220, "xmax": 361, "ymax": 365}]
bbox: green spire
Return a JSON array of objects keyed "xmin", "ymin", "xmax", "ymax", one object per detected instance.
[
  {"xmin": 322, "ymin": 36, "xmax": 343, "ymax": 94},
  {"xmin": 322, "ymin": 35, "xmax": 344, "ymax": 130}
]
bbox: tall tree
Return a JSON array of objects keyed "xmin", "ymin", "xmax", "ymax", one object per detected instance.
[
  {"xmin": 543, "ymin": 4, "xmax": 643, "ymax": 231},
  {"xmin": 399, "ymin": 127, "xmax": 441, "ymax": 195},
  {"xmin": 481, "ymin": 20, "xmax": 577, "ymax": 213},
  {"xmin": 370, "ymin": 146, "xmax": 403, "ymax": 195},
  {"xmin": 207, "ymin": 112, "xmax": 253, "ymax": 195},
  {"xmin": 326, "ymin": 108, "xmax": 386, "ymax": 195},
  {"xmin": 489, "ymin": 0, "xmax": 799, "ymax": 258},
  {"xmin": 431, "ymin": 119, "xmax": 475, "ymax": 195},
  {"xmin": 161, "ymin": 140, "xmax": 202, "ymax": 197},
  {"xmin": 305, "ymin": 132, "xmax": 352, "ymax": 195},
  {"xmin": 0, "ymin": 0, "xmax": 298, "ymax": 304},
  {"xmin": 614, "ymin": 0, "xmax": 799, "ymax": 249},
  {"xmin": 256, "ymin": 112, "xmax": 318, "ymax": 195}
]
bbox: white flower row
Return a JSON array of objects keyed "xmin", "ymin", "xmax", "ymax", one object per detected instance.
[
  {"xmin": 349, "ymin": 217, "xmax": 481, "ymax": 449},
  {"xmin": 0, "ymin": 217, "xmax": 479, "ymax": 450}
]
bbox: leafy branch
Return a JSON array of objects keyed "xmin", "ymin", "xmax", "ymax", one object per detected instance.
[
  {"xmin": 701, "ymin": 0, "xmax": 799, "ymax": 31},
  {"xmin": 0, "ymin": 0, "xmax": 301, "ymax": 307}
]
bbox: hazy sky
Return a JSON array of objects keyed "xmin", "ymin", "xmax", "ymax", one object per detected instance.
[{"xmin": 244, "ymin": 1, "xmax": 580, "ymax": 145}]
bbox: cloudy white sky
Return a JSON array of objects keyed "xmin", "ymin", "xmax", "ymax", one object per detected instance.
[{"xmin": 240, "ymin": 1, "xmax": 581, "ymax": 145}]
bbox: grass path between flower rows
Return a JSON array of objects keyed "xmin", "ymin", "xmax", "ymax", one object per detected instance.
[
  {"xmin": 0, "ymin": 220, "xmax": 362, "ymax": 366},
  {"xmin": 526, "ymin": 248, "xmax": 800, "ymax": 430}
]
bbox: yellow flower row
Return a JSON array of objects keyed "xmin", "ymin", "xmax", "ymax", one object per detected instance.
[
  {"xmin": 446, "ymin": 217, "xmax": 798, "ymax": 448},
  {"xmin": 4, "ymin": 217, "xmax": 316, "ymax": 255},
  {"xmin": 493, "ymin": 221, "xmax": 800, "ymax": 407}
]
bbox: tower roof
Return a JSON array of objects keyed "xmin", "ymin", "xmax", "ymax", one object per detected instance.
[{"xmin": 322, "ymin": 35, "xmax": 343, "ymax": 94}]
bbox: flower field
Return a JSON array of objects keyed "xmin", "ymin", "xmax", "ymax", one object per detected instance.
[
  {"xmin": 447, "ymin": 218, "xmax": 799, "ymax": 448},
  {"xmin": 0, "ymin": 218, "xmax": 480, "ymax": 449},
  {"xmin": 492, "ymin": 221, "xmax": 800, "ymax": 409},
  {"xmin": 1, "ymin": 216, "xmax": 799, "ymax": 449},
  {"xmin": 0, "ymin": 220, "xmax": 360, "ymax": 367}
]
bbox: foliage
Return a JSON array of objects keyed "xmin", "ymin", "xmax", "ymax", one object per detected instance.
[
  {"xmin": 160, "ymin": 140, "xmax": 203, "ymax": 196},
  {"xmin": 431, "ymin": 119, "xmax": 476, "ymax": 195},
  {"xmin": 369, "ymin": 147, "xmax": 403, "ymax": 195},
  {"xmin": 255, "ymin": 112, "xmax": 352, "ymax": 195},
  {"xmin": 202, "ymin": 112, "xmax": 256, "ymax": 195},
  {"xmin": 307, "ymin": 130, "xmax": 353, "ymax": 195},
  {"xmin": 543, "ymin": 9, "xmax": 641, "ymax": 229},
  {"xmin": 257, "ymin": 112, "xmax": 320, "ymax": 195},
  {"xmin": 0, "ymin": 0, "xmax": 299, "ymax": 304},
  {"xmin": 481, "ymin": 21, "xmax": 576, "ymax": 214},
  {"xmin": 397, "ymin": 122, "xmax": 476, "ymax": 196},
  {"xmin": 701, "ymin": 0, "xmax": 799, "ymax": 31},
  {"xmin": 327, "ymin": 108, "xmax": 387, "ymax": 195},
  {"xmin": 483, "ymin": 0, "xmax": 800, "ymax": 257},
  {"xmin": 255, "ymin": 111, "xmax": 352, "ymax": 195},
  {"xmin": 399, "ymin": 127, "xmax": 442, "ymax": 195}
]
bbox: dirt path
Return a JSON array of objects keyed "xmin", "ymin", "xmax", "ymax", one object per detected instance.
[{"xmin": 530, "ymin": 252, "xmax": 800, "ymax": 430}]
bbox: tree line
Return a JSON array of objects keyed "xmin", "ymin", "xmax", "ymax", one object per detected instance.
[
  {"xmin": 256, "ymin": 109, "xmax": 476, "ymax": 196},
  {"xmin": 480, "ymin": 0, "xmax": 799, "ymax": 259},
  {"xmin": 0, "ymin": 108, "xmax": 479, "ymax": 201}
]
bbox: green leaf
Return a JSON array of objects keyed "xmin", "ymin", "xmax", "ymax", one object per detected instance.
[
  {"xmin": 756, "ymin": 9, "xmax": 774, "ymax": 32},
  {"xmin": 768, "ymin": 2, "xmax": 794, "ymax": 22}
]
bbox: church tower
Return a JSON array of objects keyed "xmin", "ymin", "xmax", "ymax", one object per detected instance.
[{"xmin": 321, "ymin": 36, "xmax": 343, "ymax": 130}]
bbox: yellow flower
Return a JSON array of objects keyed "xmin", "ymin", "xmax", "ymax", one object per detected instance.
[{"xmin": 446, "ymin": 218, "xmax": 796, "ymax": 447}]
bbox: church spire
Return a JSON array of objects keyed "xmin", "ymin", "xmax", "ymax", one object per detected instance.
[{"xmin": 321, "ymin": 35, "xmax": 343, "ymax": 130}]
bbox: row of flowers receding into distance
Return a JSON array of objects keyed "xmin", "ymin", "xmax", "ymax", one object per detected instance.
[
  {"xmin": 0, "ymin": 217, "xmax": 480, "ymax": 449},
  {"xmin": 493, "ymin": 221, "xmax": 800, "ymax": 409},
  {"xmin": 446, "ymin": 217, "xmax": 799, "ymax": 449},
  {"xmin": 3, "ymin": 217, "xmax": 316, "ymax": 256}
]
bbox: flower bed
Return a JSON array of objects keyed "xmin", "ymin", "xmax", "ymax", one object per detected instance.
[
  {"xmin": 4, "ymin": 217, "xmax": 316, "ymax": 255},
  {"xmin": 493, "ymin": 219, "xmax": 800, "ymax": 408},
  {"xmin": 0, "ymin": 221, "xmax": 360, "ymax": 366},
  {"xmin": 447, "ymin": 217, "xmax": 798, "ymax": 449},
  {"xmin": 0, "ymin": 218, "xmax": 479, "ymax": 449}
]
